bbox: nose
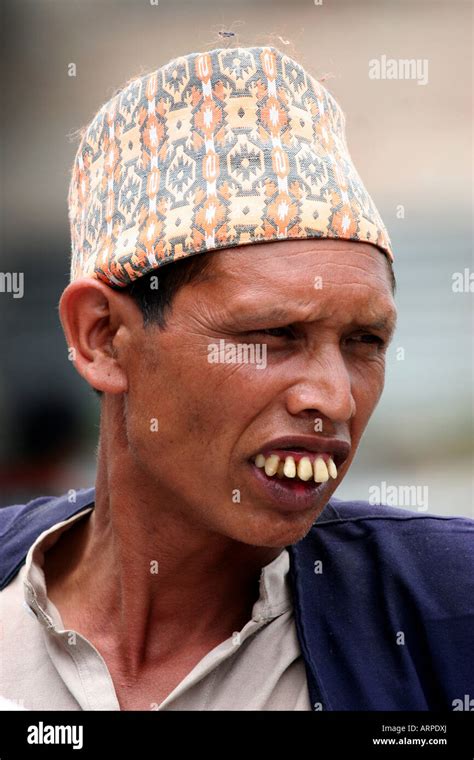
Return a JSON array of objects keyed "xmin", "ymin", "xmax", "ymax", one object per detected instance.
[{"xmin": 284, "ymin": 345, "xmax": 356, "ymax": 424}]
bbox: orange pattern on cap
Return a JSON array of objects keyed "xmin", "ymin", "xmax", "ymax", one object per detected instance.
[{"xmin": 68, "ymin": 46, "xmax": 393, "ymax": 287}]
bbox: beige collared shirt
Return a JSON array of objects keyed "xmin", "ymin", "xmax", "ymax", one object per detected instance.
[{"xmin": 0, "ymin": 507, "xmax": 311, "ymax": 711}]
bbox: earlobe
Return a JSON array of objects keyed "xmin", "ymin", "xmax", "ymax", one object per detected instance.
[{"xmin": 59, "ymin": 278, "xmax": 129, "ymax": 394}]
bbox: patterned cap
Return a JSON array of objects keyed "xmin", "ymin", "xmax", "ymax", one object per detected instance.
[{"xmin": 68, "ymin": 45, "xmax": 393, "ymax": 287}]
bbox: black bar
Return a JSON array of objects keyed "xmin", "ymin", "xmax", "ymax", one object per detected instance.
[{"xmin": 0, "ymin": 711, "xmax": 473, "ymax": 758}]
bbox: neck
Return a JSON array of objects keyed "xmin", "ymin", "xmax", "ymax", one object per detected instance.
[{"xmin": 44, "ymin": 400, "xmax": 282, "ymax": 673}]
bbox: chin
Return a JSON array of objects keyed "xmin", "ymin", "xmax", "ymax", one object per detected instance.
[{"xmin": 229, "ymin": 506, "xmax": 323, "ymax": 549}]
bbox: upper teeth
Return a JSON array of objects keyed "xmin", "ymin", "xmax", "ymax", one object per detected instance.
[
  {"xmin": 254, "ymin": 453, "xmax": 338, "ymax": 482},
  {"xmin": 264, "ymin": 454, "xmax": 279, "ymax": 476}
]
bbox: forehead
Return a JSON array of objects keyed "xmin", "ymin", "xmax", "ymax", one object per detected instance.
[
  {"xmin": 206, "ymin": 239, "xmax": 393, "ymax": 295},
  {"xmin": 195, "ymin": 239, "xmax": 397, "ymax": 330}
]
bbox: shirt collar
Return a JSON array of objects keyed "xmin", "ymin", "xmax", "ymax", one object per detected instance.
[
  {"xmin": 23, "ymin": 507, "xmax": 93, "ymax": 629},
  {"xmin": 22, "ymin": 506, "xmax": 292, "ymax": 631},
  {"xmin": 251, "ymin": 549, "xmax": 293, "ymax": 622}
]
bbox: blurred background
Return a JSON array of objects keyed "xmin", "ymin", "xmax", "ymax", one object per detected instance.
[{"xmin": 0, "ymin": 0, "xmax": 472, "ymax": 516}]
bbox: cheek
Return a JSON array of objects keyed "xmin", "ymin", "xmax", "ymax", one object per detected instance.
[
  {"xmin": 350, "ymin": 358, "xmax": 386, "ymax": 424},
  {"xmin": 126, "ymin": 348, "xmax": 261, "ymax": 467},
  {"xmin": 181, "ymin": 363, "xmax": 268, "ymax": 448}
]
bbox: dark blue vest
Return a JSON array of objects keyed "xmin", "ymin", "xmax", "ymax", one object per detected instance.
[{"xmin": 1, "ymin": 488, "xmax": 473, "ymax": 710}]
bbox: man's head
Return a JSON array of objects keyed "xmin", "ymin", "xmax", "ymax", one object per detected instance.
[
  {"xmin": 60, "ymin": 237, "xmax": 396, "ymax": 547},
  {"xmin": 60, "ymin": 46, "xmax": 397, "ymax": 547}
]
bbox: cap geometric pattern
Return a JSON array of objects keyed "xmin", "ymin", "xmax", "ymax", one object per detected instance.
[{"xmin": 68, "ymin": 46, "xmax": 393, "ymax": 287}]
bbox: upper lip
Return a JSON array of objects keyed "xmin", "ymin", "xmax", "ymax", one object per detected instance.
[{"xmin": 253, "ymin": 435, "xmax": 351, "ymax": 468}]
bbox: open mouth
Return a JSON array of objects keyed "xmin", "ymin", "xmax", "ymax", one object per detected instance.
[{"xmin": 246, "ymin": 438, "xmax": 350, "ymax": 510}]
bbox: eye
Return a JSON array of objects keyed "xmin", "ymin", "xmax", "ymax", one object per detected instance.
[
  {"xmin": 251, "ymin": 326, "xmax": 296, "ymax": 339},
  {"xmin": 346, "ymin": 333, "xmax": 386, "ymax": 349},
  {"xmin": 353, "ymin": 334, "xmax": 384, "ymax": 343}
]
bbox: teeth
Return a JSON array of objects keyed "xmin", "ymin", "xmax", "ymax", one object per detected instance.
[
  {"xmin": 255, "ymin": 453, "xmax": 339, "ymax": 483},
  {"xmin": 264, "ymin": 454, "xmax": 280, "ymax": 477},
  {"xmin": 314, "ymin": 457, "xmax": 329, "ymax": 483},
  {"xmin": 297, "ymin": 456, "xmax": 313, "ymax": 481},
  {"xmin": 283, "ymin": 456, "xmax": 296, "ymax": 478},
  {"xmin": 327, "ymin": 457, "xmax": 338, "ymax": 479}
]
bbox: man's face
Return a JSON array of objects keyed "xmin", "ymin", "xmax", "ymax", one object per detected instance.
[{"xmin": 122, "ymin": 239, "xmax": 397, "ymax": 547}]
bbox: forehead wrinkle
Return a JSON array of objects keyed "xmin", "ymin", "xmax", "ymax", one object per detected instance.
[
  {"xmin": 310, "ymin": 257, "xmax": 391, "ymax": 286},
  {"xmin": 200, "ymin": 245, "xmax": 396, "ymax": 330},
  {"xmin": 213, "ymin": 238, "xmax": 382, "ymax": 264},
  {"xmin": 221, "ymin": 264, "xmax": 392, "ymax": 308},
  {"xmin": 209, "ymin": 244, "xmax": 391, "ymax": 290},
  {"xmin": 226, "ymin": 238, "xmax": 382, "ymax": 259},
  {"xmin": 220, "ymin": 288, "xmax": 396, "ymax": 333}
]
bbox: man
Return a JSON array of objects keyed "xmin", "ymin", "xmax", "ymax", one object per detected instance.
[{"xmin": 0, "ymin": 46, "xmax": 472, "ymax": 712}]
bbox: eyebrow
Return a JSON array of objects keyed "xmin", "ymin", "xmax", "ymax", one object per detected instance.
[
  {"xmin": 229, "ymin": 307, "xmax": 397, "ymax": 334},
  {"xmin": 236, "ymin": 306, "xmax": 397, "ymax": 330},
  {"xmin": 355, "ymin": 317, "xmax": 397, "ymax": 333},
  {"xmin": 249, "ymin": 307, "xmax": 299, "ymax": 324}
]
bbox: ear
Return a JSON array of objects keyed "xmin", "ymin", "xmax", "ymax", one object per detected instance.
[{"xmin": 58, "ymin": 278, "xmax": 141, "ymax": 394}]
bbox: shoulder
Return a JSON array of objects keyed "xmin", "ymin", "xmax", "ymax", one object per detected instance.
[
  {"xmin": 295, "ymin": 497, "xmax": 474, "ymax": 599},
  {"xmin": 0, "ymin": 488, "xmax": 95, "ymax": 590},
  {"xmin": 289, "ymin": 498, "xmax": 474, "ymax": 709},
  {"xmin": 309, "ymin": 496, "xmax": 474, "ymax": 555},
  {"xmin": 314, "ymin": 496, "xmax": 474, "ymax": 544},
  {"xmin": 317, "ymin": 495, "xmax": 473, "ymax": 528}
]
